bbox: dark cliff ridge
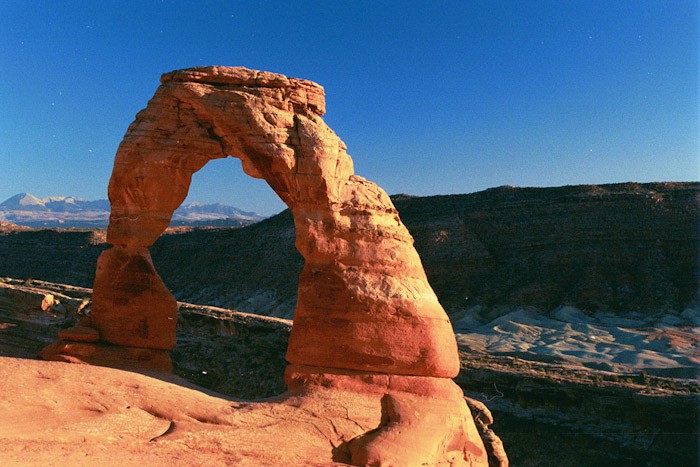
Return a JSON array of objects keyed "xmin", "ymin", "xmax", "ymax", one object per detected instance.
[
  {"xmin": 0, "ymin": 182, "xmax": 697, "ymax": 318},
  {"xmin": 400, "ymin": 181, "xmax": 699, "ymax": 317}
]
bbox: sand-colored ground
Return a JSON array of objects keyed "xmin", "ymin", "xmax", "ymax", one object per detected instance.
[
  {"xmin": 455, "ymin": 306, "xmax": 699, "ymax": 377},
  {"xmin": 0, "ymin": 356, "xmax": 371, "ymax": 466}
]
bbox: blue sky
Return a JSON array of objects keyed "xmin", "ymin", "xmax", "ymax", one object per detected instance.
[{"xmin": 1, "ymin": 1, "xmax": 697, "ymax": 215}]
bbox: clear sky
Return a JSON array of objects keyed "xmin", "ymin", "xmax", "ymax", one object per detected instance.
[{"xmin": 1, "ymin": 1, "xmax": 697, "ymax": 215}]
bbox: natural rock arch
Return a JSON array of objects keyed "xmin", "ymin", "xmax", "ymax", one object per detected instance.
[{"xmin": 41, "ymin": 67, "xmax": 491, "ymax": 465}]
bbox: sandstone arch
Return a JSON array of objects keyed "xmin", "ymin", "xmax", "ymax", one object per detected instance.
[
  {"xmin": 41, "ymin": 67, "xmax": 491, "ymax": 465},
  {"xmin": 97, "ymin": 66, "xmax": 459, "ymax": 377}
]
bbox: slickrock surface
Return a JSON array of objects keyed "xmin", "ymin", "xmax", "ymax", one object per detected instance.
[
  {"xmin": 0, "ymin": 356, "xmax": 448, "ymax": 466},
  {"xmin": 0, "ymin": 279, "xmax": 496, "ymax": 465},
  {"xmin": 38, "ymin": 66, "xmax": 487, "ymax": 465}
]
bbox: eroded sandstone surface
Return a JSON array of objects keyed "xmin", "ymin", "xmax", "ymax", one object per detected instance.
[
  {"xmin": 0, "ymin": 356, "xmax": 487, "ymax": 466},
  {"xmin": 39, "ymin": 66, "xmax": 490, "ymax": 465}
]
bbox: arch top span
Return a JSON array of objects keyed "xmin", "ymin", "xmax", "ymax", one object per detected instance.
[
  {"xmin": 160, "ymin": 66, "xmax": 327, "ymax": 116},
  {"xmin": 107, "ymin": 66, "xmax": 349, "ymax": 248}
]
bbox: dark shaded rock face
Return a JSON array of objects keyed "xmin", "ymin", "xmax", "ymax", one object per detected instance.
[
  {"xmin": 402, "ymin": 182, "xmax": 699, "ymax": 316},
  {"xmin": 172, "ymin": 304, "xmax": 291, "ymax": 399},
  {"xmin": 1, "ymin": 182, "xmax": 697, "ymax": 319},
  {"xmin": 150, "ymin": 211, "xmax": 302, "ymax": 318},
  {"xmin": 454, "ymin": 352, "xmax": 699, "ymax": 467},
  {"xmin": 0, "ymin": 229, "xmax": 108, "ymax": 286}
]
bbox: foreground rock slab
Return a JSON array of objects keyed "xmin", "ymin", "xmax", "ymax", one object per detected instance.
[{"xmin": 0, "ymin": 357, "xmax": 489, "ymax": 466}]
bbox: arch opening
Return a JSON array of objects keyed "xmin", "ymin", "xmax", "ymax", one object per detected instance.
[
  {"xmin": 150, "ymin": 154, "xmax": 301, "ymax": 321},
  {"xmin": 182, "ymin": 156, "xmax": 285, "ymax": 218}
]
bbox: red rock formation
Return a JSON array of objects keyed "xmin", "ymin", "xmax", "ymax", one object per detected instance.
[
  {"xmin": 285, "ymin": 365, "xmax": 489, "ymax": 465},
  {"xmin": 90, "ymin": 247, "xmax": 177, "ymax": 350},
  {"xmin": 41, "ymin": 66, "xmax": 489, "ymax": 465}
]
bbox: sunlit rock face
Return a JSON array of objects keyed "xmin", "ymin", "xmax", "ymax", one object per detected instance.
[
  {"xmin": 103, "ymin": 66, "xmax": 460, "ymax": 378},
  {"xmin": 41, "ymin": 66, "xmax": 490, "ymax": 465}
]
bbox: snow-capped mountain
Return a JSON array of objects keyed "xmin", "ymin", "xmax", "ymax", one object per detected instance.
[
  {"xmin": 173, "ymin": 202, "xmax": 262, "ymax": 222},
  {"xmin": 0, "ymin": 193, "xmax": 112, "ymax": 213},
  {"xmin": 0, "ymin": 193, "xmax": 266, "ymax": 228}
]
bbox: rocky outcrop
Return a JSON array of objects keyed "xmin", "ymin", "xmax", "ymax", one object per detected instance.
[
  {"xmin": 0, "ymin": 220, "xmax": 28, "ymax": 232},
  {"xmin": 39, "ymin": 67, "xmax": 488, "ymax": 465},
  {"xmin": 465, "ymin": 397, "xmax": 509, "ymax": 467}
]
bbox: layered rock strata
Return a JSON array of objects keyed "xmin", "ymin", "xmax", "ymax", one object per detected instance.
[{"xmin": 41, "ymin": 66, "xmax": 489, "ymax": 465}]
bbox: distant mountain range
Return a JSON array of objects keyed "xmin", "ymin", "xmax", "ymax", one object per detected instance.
[{"xmin": 0, "ymin": 193, "xmax": 266, "ymax": 228}]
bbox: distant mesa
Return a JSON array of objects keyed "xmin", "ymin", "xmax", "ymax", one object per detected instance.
[{"xmin": 0, "ymin": 193, "xmax": 265, "ymax": 228}]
